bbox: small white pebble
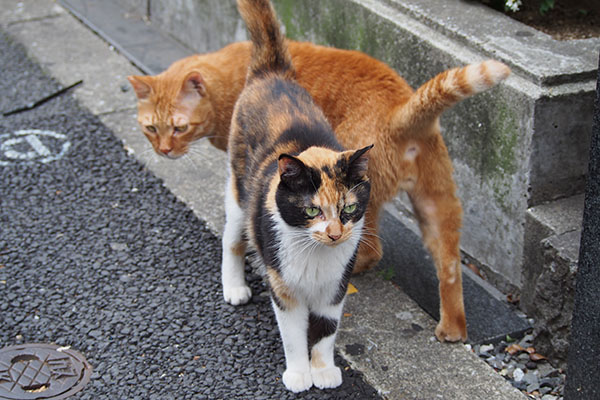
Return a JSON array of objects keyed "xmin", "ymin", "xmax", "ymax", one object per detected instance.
[
  {"xmin": 513, "ymin": 368, "xmax": 524, "ymax": 382},
  {"xmin": 480, "ymin": 344, "xmax": 494, "ymax": 353}
]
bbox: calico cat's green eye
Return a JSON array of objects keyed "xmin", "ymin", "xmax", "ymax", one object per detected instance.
[
  {"xmin": 174, "ymin": 124, "xmax": 188, "ymax": 134},
  {"xmin": 305, "ymin": 207, "xmax": 321, "ymax": 218},
  {"xmin": 145, "ymin": 125, "xmax": 157, "ymax": 134},
  {"xmin": 343, "ymin": 204, "xmax": 357, "ymax": 214}
]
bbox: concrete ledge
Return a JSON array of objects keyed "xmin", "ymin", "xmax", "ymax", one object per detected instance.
[
  {"xmin": 382, "ymin": 0, "xmax": 598, "ymax": 86},
  {"xmin": 59, "ymin": 0, "xmax": 192, "ymax": 75},
  {"xmin": 522, "ymin": 194, "xmax": 584, "ymax": 369}
]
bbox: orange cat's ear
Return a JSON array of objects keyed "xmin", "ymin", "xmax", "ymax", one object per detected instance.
[
  {"xmin": 181, "ymin": 71, "xmax": 206, "ymax": 97},
  {"xmin": 127, "ymin": 75, "xmax": 153, "ymax": 100}
]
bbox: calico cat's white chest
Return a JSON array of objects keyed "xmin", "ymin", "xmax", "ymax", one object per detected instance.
[{"xmin": 275, "ymin": 220, "xmax": 362, "ymax": 306}]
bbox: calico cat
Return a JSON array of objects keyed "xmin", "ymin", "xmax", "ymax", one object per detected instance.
[
  {"xmin": 129, "ymin": 14, "xmax": 510, "ymax": 344},
  {"xmin": 222, "ymin": 0, "xmax": 372, "ymax": 392}
]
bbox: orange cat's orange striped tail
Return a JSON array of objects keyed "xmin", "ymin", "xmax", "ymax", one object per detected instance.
[
  {"xmin": 391, "ymin": 60, "xmax": 511, "ymax": 135},
  {"xmin": 237, "ymin": 0, "xmax": 294, "ymax": 83}
]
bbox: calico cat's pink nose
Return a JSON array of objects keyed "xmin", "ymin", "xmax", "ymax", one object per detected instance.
[{"xmin": 328, "ymin": 233, "xmax": 341, "ymax": 241}]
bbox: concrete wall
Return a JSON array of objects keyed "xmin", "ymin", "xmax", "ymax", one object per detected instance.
[
  {"xmin": 150, "ymin": 0, "xmax": 247, "ymax": 52},
  {"xmin": 116, "ymin": 0, "xmax": 146, "ymax": 15},
  {"xmin": 112, "ymin": 0, "xmax": 599, "ymax": 290}
]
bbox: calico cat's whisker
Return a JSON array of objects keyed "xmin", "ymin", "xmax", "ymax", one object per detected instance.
[
  {"xmin": 359, "ymin": 229, "xmax": 382, "ymax": 239},
  {"xmin": 299, "ymin": 239, "xmax": 320, "ymax": 257},
  {"xmin": 359, "ymin": 231, "xmax": 383, "ymax": 243},
  {"xmin": 285, "ymin": 235, "xmax": 314, "ymax": 256},
  {"xmin": 347, "ymin": 180, "xmax": 368, "ymax": 197},
  {"xmin": 358, "ymin": 236, "xmax": 383, "ymax": 257}
]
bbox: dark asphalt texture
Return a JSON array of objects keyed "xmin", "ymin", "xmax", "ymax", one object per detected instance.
[{"xmin": 0, "ymin": 30, "xmax": 381, "ymax": 399}]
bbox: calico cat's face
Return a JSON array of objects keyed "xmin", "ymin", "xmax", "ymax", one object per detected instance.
[
  {"xmin": 275, "ymin": 146, "xmax": 372, "ymax": 247},
  {"xmin": 128, "ymin": 71, "xmax": 214, "ymax": 158}
]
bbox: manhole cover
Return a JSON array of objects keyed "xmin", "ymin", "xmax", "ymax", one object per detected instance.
[{"xmin": 0, "ymin": 344, "xmax": 92, "ymax": 400}]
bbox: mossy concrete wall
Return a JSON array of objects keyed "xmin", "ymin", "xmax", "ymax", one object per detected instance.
[{"xmin": 117, "ymin": 0, "xmax": 599, "ymax": 291}]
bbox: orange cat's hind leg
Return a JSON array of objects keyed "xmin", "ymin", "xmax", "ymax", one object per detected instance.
[
  {"xmin": 354, "ymin": 207, "xmax": 383, "ymax": 273},
  {"xmin": 410, "ymin": 157, "xmax": 467, "ymax": 342},
  {"xmin": 414, "ymin": 192, "xmax": 467, "ymax": 342}
]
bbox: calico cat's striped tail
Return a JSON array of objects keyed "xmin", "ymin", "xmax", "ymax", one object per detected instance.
[
  {"xmin": 237, "ymin": 0, "xmax": 294, "ymax": 82},
  {"xmin": 390, "ymin": 60, "xmax": 511, "ymax": 136}
]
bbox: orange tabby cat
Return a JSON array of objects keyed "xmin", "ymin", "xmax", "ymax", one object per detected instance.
[{"xmin": 129, "ymin": 38, "xmax": 510, "ymax": 342}]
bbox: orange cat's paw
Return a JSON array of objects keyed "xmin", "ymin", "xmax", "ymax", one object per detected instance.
[
  {"xmin": 435, "ymin": 319, "xmax": 467, "ymax": 343},
  {"xmin": 352, "ymin": 256, "xmax": 379, "ymax": 274}
]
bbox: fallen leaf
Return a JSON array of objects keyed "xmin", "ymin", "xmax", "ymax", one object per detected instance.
[
  {"xmin": 343, "ymin": 313, "xmax": 352, "ymax": 317},
  {"xmin": 506, "ymin": 293, "xmax": 520, "ymax": 304},
  {"xmin": 529, "ymin": 353, "xmax": 547, "ymax": 361},
  {"xmin": 193, "ymin": 355, "xmax": 200, "ymax": 361},
  {"xmin": 467, "ymin": 263, "xmax": 485, "ymax": 279},
  {"xmin": 346, "ymin": 283, "xmax": 358, "ymax": 295},
  {"xmin": 506, "ymin": 343, "xmax": 525, "ymax": 355},
  {"xmin": 526, "ymin": 347, "xmax": 536, "ymax": 354}
]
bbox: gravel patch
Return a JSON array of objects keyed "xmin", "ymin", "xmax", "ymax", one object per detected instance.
[{"xmin": 469, "ymin": 332, "xmax": 566, "ymax": 399}]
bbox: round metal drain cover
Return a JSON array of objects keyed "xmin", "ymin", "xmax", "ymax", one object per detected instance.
[{"xmin": 0, "ymin": 344, "xmax": 92, "ymax": 400}]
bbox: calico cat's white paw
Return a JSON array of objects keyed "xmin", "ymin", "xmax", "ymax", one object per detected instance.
[
  {"xmin": 223, "ymin": 285, "xmax": 252, "ymax": 305},
  {"xmin": 282, "ymin": 369, "xmax": 313, "ymax": 392},
  {"xmin": 311, "ymin": 366, "xmax": 342, "ymax": 389}
]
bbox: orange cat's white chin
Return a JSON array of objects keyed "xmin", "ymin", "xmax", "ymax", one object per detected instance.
[{"xmin": 157, "ymin": 151, "xmax": 185, "ymax": 160}]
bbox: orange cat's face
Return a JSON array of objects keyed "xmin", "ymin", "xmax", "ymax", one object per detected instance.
[{"xmin": 128, "ymin": 71, "xmax": 215, "ymax": 158}]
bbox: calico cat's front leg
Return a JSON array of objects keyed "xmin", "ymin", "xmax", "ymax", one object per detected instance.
[
  {"xmin": 308, "ymin": 304, "xmax": 344, "ymax": 389},
  {"xmin": 271, "ymin": 300, "xmax": 313, "ymax": 392},
  {"xmin": 221, "ymin": 177, "xmax": 252, "ymax": 305}
]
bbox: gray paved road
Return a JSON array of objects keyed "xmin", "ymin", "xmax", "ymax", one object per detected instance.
[{"xmin": 0, "ymin": 29, "xmax": 381, "ymax": 399}]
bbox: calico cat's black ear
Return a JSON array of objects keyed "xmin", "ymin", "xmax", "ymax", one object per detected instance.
[
  {"xmin": 278, "ymin": 154, "xmax": 311, "ymax": 190},
  {"xmin": 347, "ymin": 144, "xmax": 373, "ymax": 181}
]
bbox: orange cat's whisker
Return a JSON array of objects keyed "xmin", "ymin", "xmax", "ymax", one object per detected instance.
[
  {"xmin": 137, "ymin": 148, "xmax": 161, "ymax": 164},
  {"xmin": 187, "ymin": 148, "xmax": 214, "ymax": 161},
  {"xmin": 179, "ymin": 154, "xmax": 201, "ymax": 172},
  {"xmin": 196, "ymin": 135, "xmax": 221, "ymax": 141}
]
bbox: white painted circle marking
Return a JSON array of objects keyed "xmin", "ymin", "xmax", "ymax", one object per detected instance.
[{"xmin": 0, "ymin": 129, "xmax": 70, "ymax": 166}]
